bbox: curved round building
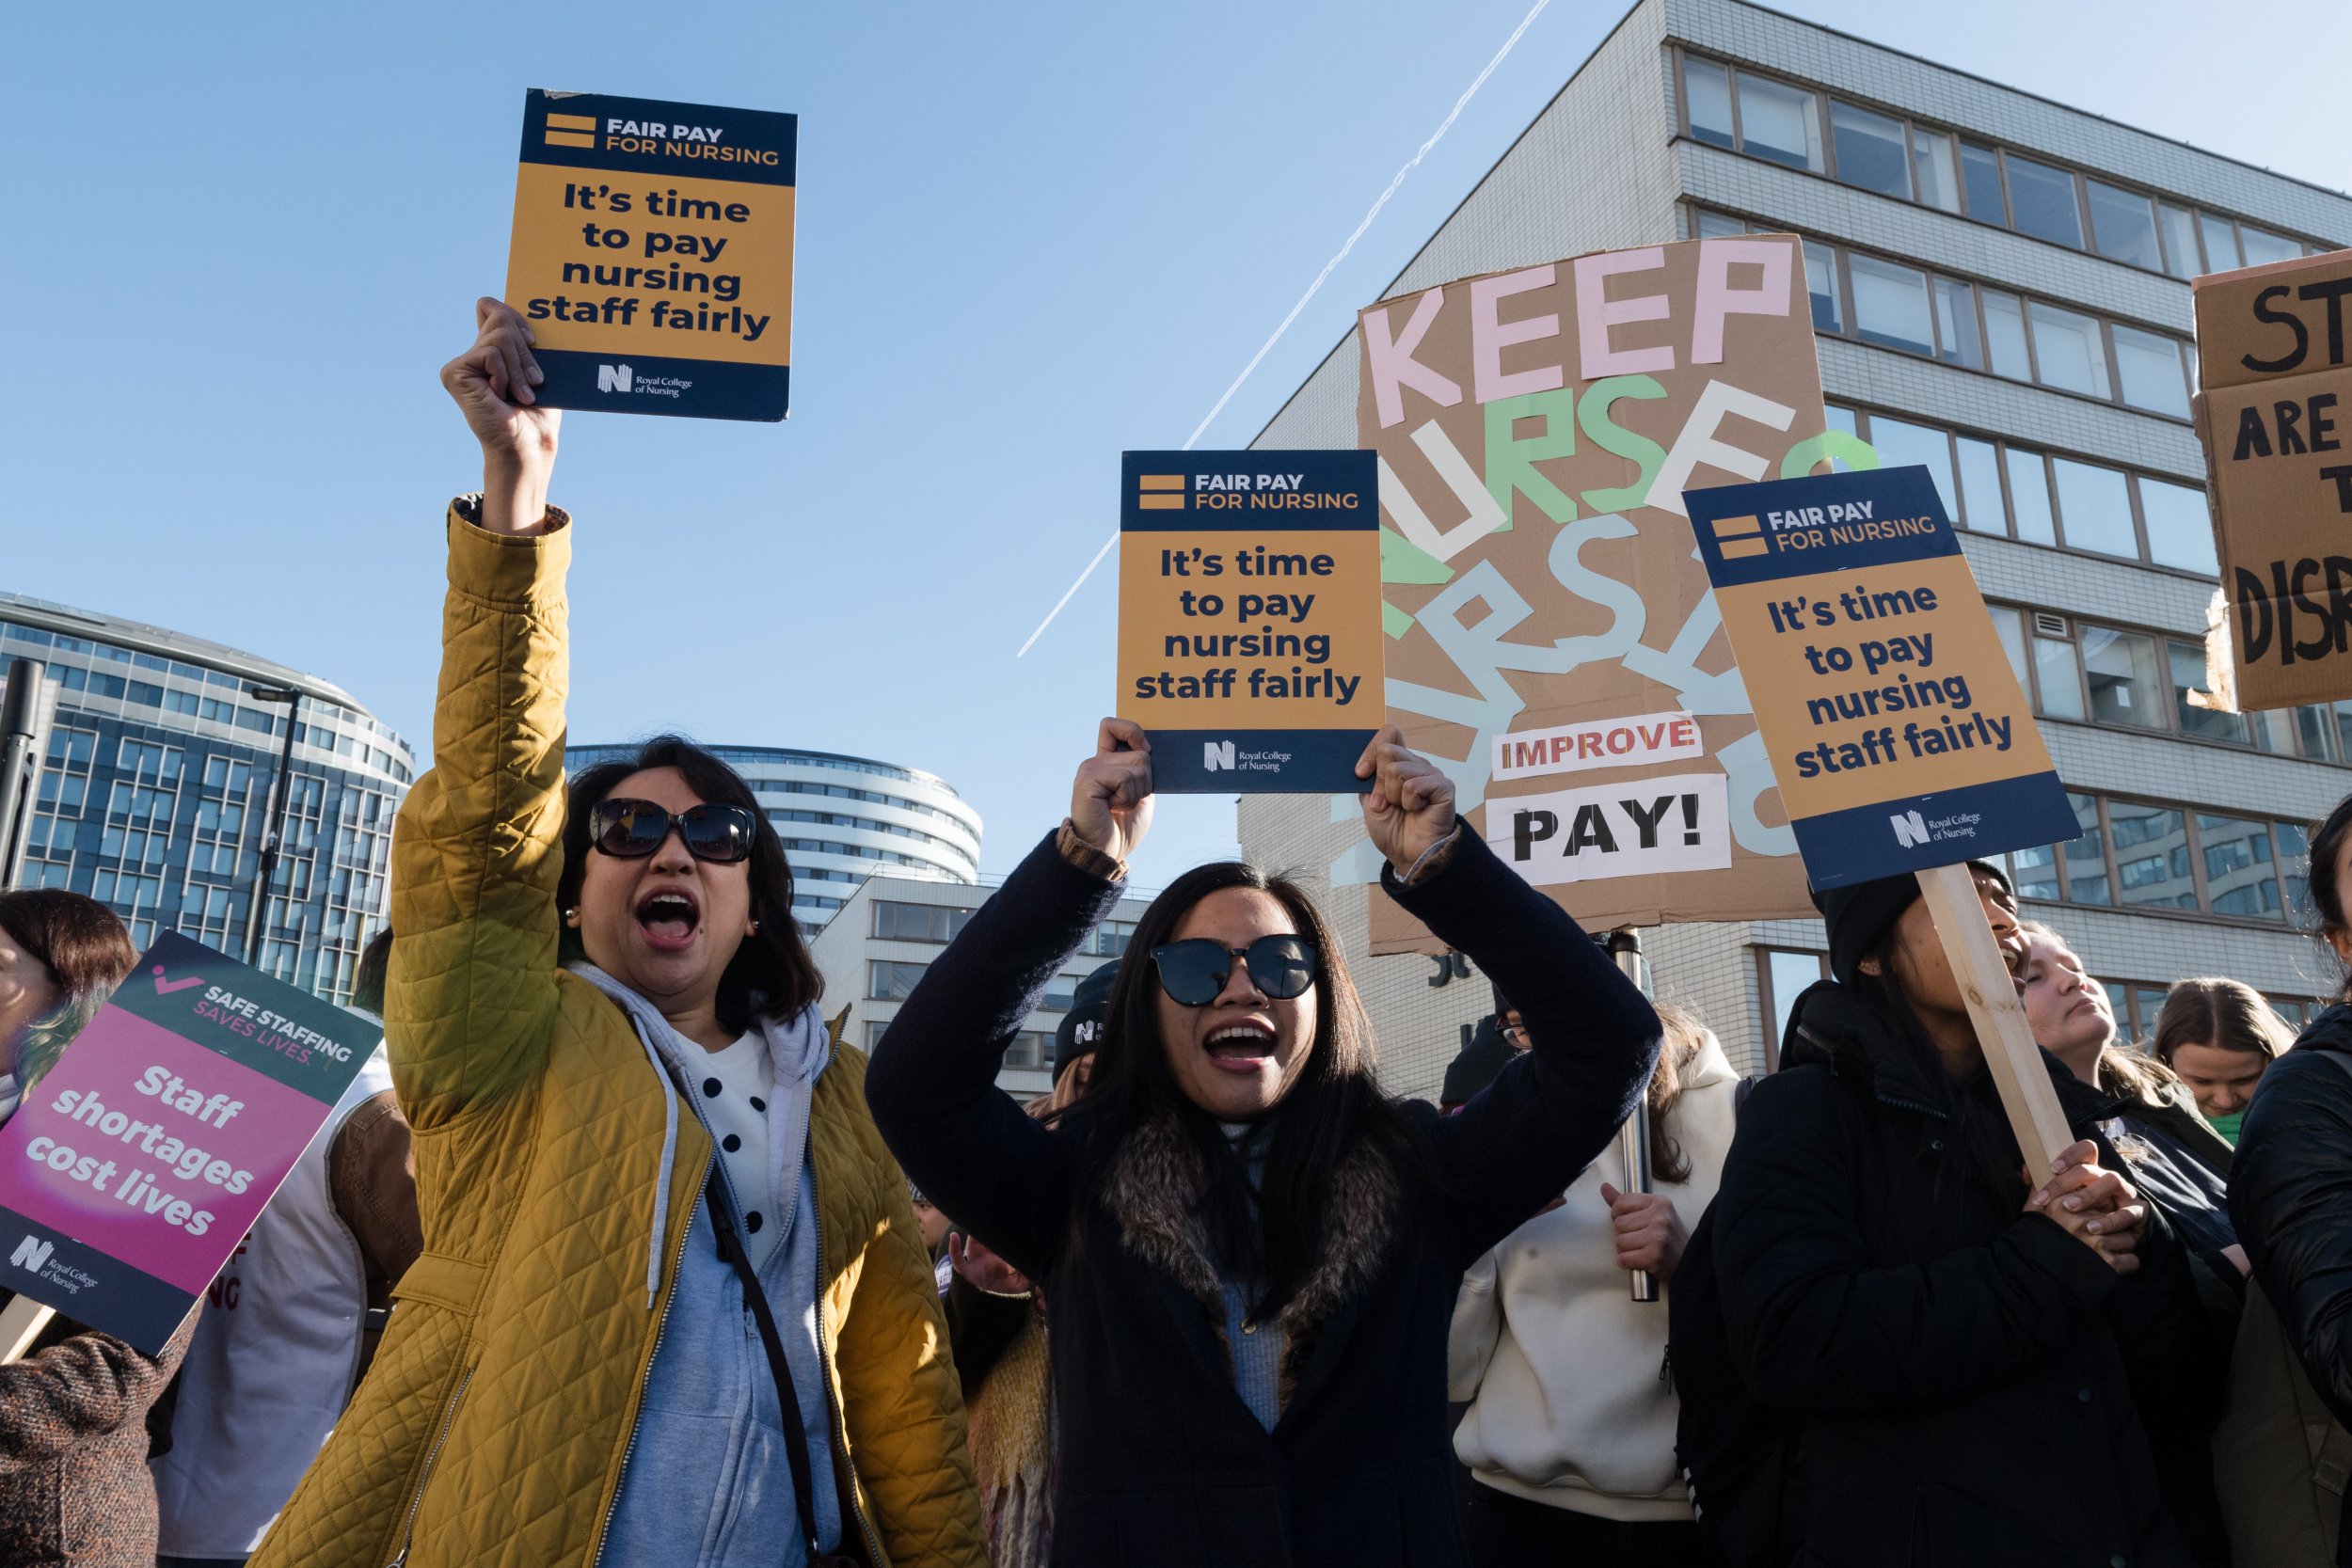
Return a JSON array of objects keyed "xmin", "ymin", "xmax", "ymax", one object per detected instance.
[
  {"xmin": 563, "ymin": 742, "xmax": 982, "ymax": 931},
  {"xmin": 0, "ymin": 591, "xmax": 417, "ymax": 1004}
]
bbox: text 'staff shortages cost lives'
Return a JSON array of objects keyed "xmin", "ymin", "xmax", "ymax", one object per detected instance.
[
  {"xmin": 507, "ymin": 89, "xmax": 797, "ymax": 421},
  {"xmin": 0, "ymin": 932, "xmax": 375, "ymax": 1353},
  {"xmin": 1119, "ymin": 451, "xmax": 1385, "ymax": 793},
  {"xmin": 2192, "ymin": 245, "xmax": 2352, "ymax": 710},
  {"xmin": 1685, "ymin": 465, "xmax": 2077, "ymax": 889}
]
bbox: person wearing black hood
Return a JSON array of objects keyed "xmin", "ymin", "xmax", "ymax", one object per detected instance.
[{"xmin": 1708, "ymin": 859, "xmax": 2217, "ymax": 1567}]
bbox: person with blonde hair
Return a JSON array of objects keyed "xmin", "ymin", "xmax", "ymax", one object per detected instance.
[{"xmin": 2152, "ymin": 978, "xmax": 2298, "ymax": 1144}]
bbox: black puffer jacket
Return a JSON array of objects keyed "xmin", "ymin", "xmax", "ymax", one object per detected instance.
[
  {"xmin": 1712, "ymin": 981, "xmax": 2215, "ymax": 1567},
  {"xmin": 2231, "ymin": 1005, "xmax": 2352, "ymax": 1430}
]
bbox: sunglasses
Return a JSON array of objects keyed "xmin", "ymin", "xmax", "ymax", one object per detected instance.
[
  {"xmin": 1150, "ymin": 934, "xmax": 1318, "ymax": 1007},
  {"xmin": 587, "ymin": 798, "xmax": 758, "ymax": 864}
]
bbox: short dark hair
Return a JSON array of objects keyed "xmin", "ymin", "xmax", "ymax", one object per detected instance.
[
  {"xmin": 0, "ymin": 889, "xmax": 137, "ymax": 1085},
  {"xmin": 556, "ymin": 736, "xmax": 823, "ymax": 1029}
]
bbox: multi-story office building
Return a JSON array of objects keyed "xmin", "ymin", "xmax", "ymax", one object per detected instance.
[
  {"xmin": 564, "ymin": 743, "xmax": 982, "ymax": 934},
  {"xmin": 0, "ymin": 592, "xmax": 416, "ymax": 1004},
  {"xmin": 1246, "ymin": 0, "xmax": 2352, "ymax": 1094},
  {"xmin": 807, "ymin": 871, "xmax": 1152, "ymax": 1101}
]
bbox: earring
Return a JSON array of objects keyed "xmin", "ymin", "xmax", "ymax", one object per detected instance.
[{"xmin": 564, "ymin": 907, "xmax": 580, "ymax": 925}]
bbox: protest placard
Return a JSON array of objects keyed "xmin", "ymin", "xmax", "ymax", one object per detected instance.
[
  {"xmin": 1685, "ymin": 463, "xmax": 2083, "ymax": 1166},
  {"xmin": 1118, "ymin": 451, "xmax": 1384, "ymax": 792},
  {"xmin": 2192, "ymin": 247, "xmax": 2352, "ymax": 710},
  {"xmin": 1356, "ymin": 235, "xmax": 1836, "ymax": 947},
  {"xmin": 0, "ymin": 932, "xmax": 375, "ymax": 1354},
  {"xmin": 506, "ymin": 89, "xmax": 797, "ymax": 421},
  {"xmin": 1683, "ymin": 465, "xmax": 2075, "ymax": 885}
]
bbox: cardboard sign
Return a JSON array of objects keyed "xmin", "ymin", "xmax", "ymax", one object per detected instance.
[
  {"xmin": 1684, "ymin": 465, "xmax": 2077, "ymax": 888},
  {"xmin": 1118, "ymin": 451, "xmax": 1384, "ymax": 792},
  {"xmin": 505, "ymin": 89, "xmax": 797, "ymax": 421},
  {"xmin": 2193, "ymin": 247, "xmax": 2352, "ymax": 710},
  {"xmin": 1356, "ymin": 236, "xmax": 1835, "ymax": 946},
  {"xmin": 0, "ymin": 933, "xmax": 375, "ymax": 1354}
]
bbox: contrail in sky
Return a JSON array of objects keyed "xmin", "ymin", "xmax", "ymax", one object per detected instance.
[{"xmin": 1014, "ymin": 0, "xmax": 1554, "ymax": 658}]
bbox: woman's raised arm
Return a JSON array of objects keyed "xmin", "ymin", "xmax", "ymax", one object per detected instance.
[{"xmin": 385, "ymin": 300, "xmax": 571, "ymax": 1130}]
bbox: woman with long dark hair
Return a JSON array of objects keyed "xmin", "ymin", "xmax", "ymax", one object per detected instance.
[
  {"xmin": 252, "ymin": 300, "xmax": 984, "ymax": 1568},
  {"xmin": 866, "ymin": 718, "xmax": 1662, "ymax": 1567},
  {"xmin": 1708, "ymin": 863, "xmax": 2216, "ymax": 1566},
  {"xmin": 0, "ymin": 888, "xmax": 186, "ymax": 1568},
  {"xmin": 2153, "ymin": 978, "xmax": 2298, "ymax": 1143}
]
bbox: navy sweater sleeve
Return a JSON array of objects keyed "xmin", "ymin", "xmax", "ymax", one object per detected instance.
[
  {"xmin": 863, "ymin": 832, "xmax": 1123, "ymax": 1281},
  {"xmin": 1388, "ymin": 831, "xmax": 1662, "ymax": 1266}
]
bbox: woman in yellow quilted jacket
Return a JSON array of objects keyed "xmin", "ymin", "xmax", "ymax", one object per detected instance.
[{"xmin": 249, "ymin": 300, "xmax": 988, "ymax": 1568}]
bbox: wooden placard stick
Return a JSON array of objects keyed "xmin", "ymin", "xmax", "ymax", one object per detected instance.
[
  {"xmin": 0, "ymin": 1294, "xmax": 56, "ymax": 1364},
  {"xmin": 1915, "ymin": 863, "xmax": 2075, "ymax": 1175}
]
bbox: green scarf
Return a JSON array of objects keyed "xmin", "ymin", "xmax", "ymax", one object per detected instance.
[{"xmin": 2207, "ymin": 1108, "xmax": 2246, "ymax": 1145}]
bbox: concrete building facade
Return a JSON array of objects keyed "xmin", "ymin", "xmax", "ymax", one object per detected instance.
[
  {"xmin": 1245, "ymin": 0, "xmax": 2352, "ymax": 1096},
  {"xmin": 807, "ymin": 871, "xmax": 1154, "ymax": 1101},
  {"xmin": 0, "ymin": 592, "xmax": 415, "ymax": 1005}
]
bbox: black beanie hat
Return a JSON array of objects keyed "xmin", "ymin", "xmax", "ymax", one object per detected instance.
[
  {"xmin": 1811, "ymin": 858, "xmax": 2012, "ymax": 986},
  {"xmin": 1054, "ymin": 959, "xmax": 1120, "ymax": 1076}
]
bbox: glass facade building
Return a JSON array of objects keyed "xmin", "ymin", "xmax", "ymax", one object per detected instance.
[
  {"xmin": 0, "ymin": 592, "xmax": 416, "ymax": 1004},
  {"xmin": 1240, "ymin": 0, "xmax": 2352, "ymax": 1094},
  {"xmin": 564, "ymin": 743, "xmax": 982, "ymax": 933}
]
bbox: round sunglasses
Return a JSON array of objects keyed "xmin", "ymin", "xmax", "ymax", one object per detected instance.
[
  {"xmin": 1150, "ymin": 934, "xmax": 1318, "ymax": 1007},
  {"xmin": 586, "ymin": 798, "xmax": 758, "ymax": 864}
]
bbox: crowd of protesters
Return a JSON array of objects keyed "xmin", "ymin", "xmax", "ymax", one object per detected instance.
[{"xmin": 0, "ymin": 300, "xmax": 2349, "ymax": 1568}]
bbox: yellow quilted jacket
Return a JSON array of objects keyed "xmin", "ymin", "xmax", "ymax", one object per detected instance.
[{"xmin": 251, "ymin": 506, "xmax": 987, "ymax": 1568}]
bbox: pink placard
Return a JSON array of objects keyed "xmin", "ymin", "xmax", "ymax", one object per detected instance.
[{"xmin": 0, "ymin": 1008, "xmax": 324, "ymax": 1294}]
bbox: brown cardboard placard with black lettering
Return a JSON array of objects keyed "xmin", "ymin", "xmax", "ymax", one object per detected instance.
[
  {"xmin": 2193, "ymin": 247, "xmax": 2352, "ymax": 712},
  {"xmin": 1353, "ymin": 236, "xmax": 1834, "ymax": 950}
]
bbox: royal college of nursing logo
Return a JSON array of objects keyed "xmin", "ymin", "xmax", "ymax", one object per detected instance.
[
  {"xmin": 1891, "ymin": 809, "xmax": 1931, "ymax": 849},
  {"xmin": 1203, "ymin": 740, "xmax": 1235, "ymax": 771},
  {"xmin": 11, "ymin": 1235, "xmax": 53, "ymax": 1274},
  {"xmin": 597, "ymin": 363, "xmax": 633, "ymax": 394}
]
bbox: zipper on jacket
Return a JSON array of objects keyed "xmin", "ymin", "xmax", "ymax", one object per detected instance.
[
  {"xmin": 589, "ymin": 1158, "xmax": 704, "ymax": 1568},
  {"xmin": 806, "ymin": 1120, "xmax": 891, "ymax": 1568},
  {"xmin": 385, "ymin": 1360, "xmax": 477, "ymax": 1568}
]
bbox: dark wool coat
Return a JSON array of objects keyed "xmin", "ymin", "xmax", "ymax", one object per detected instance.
[
  {"xmin": 866, "ymin": 830, "xmax": 1661, "ymax": 1568},
  {"xmin": 2232, "ymin": 1005, "xmax": 2352, "ymax": 1433},
  {"xmin": 1714, "ymin": 981, "xmax": 2217, "ymax": 1568},
  {"xmin": 0, "ymin": 1303, "xmax": 193, "ymax": 1568}
]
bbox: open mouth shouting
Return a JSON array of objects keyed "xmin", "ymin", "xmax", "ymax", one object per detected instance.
[
  {"xmin": 1204, "ymin": 1020, "xmax": 1279, "ymax": 1074},
  {"xmin": 635, "ymin": 886, "xmax": 702, "ymax": 952}
]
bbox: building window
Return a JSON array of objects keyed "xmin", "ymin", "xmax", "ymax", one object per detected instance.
[
  {"xmin": 1755, "ymin": 948, "xmax": 1827, "ymax": 1070},
  {"xmin": 1673, "ymin": 54, "xmax": 2339, "ymax": 275},
  {"xmin": 1828, "ymin": 404, "xmax": 2220, "ymax": 578},
  {"xmin": 1994, "ymin": 792, "xmax": 2308, "ymax": 924},
  {"xmin": 2087, "ymin": 181, "xmax": 2163, "ymax": 272},
  {"xmin": 873, "ymin": 901, "xmax": 976, "ymax": 942},
  {"xmin": 1736, "ymin": 71, "xmax": 1824, "ymax": 172},
  {"xmin": 1847, "ymin": 255, "xmax": 1935, "ymax": 356},
  {"xmin": 869, "ymin": 959, "xmax": 928, "ymax": 1000},
  {"xmin": 2003, "ymin": 153, "xmax": 2086, "ymax": 248},
  {"xmin": 1697, "ymin": 214, "xmax": 2192, "ymax": 420},
  {"xmin": 1830, "ymin": 101, "xmax": 1911, "ymax": 198},
  {"xmin": 2078, "ymin": 626, "xmax": 2166, "ymax": 728}
]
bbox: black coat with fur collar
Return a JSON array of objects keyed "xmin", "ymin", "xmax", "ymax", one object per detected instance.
[{"xmin": 867, "ymin": 830, "xmax": 1661, "ymax": 1568}]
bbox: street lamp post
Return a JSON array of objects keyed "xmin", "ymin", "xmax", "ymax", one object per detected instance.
[{"xmin": 241, "ymin": 685, "xmax": 304, "ymax": 969}]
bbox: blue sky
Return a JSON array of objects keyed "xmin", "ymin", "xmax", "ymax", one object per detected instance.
[{"xmin": 5, "ymin": 0, "xmax": 2345, "ymax": 892}]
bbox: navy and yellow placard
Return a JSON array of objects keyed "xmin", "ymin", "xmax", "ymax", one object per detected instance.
[
  {"xmin": 1118, "ymin": 451, "xmax": 1384, "ymax": 793},
  {"xmin": 1685, "ymin": 465, "xmax": 2076, "ymax": 888},
  {"xmin": 505, "ymin": 90, "xmax": 796, "ymax": 421}
]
